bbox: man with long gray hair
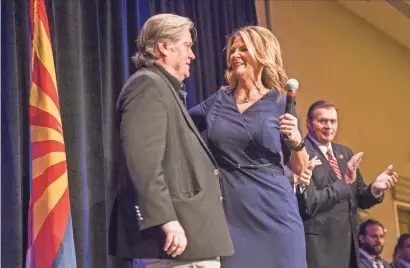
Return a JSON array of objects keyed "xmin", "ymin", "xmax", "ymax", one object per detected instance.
[{"xmin": 109, "ymin": 14, "xmax": 234, "ymax": 268}]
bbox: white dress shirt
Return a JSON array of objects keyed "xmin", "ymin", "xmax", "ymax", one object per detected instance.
[
  {"xmin": 359, "ymin": 248, "xmax": 385, "ymax": 268},
  {"xmin": 307, "ymin": 134, "xmax": 335, "ymax": 160},
  {"xmin": 306, "ymin": 134, "xmax": 383, "ymax": 198}
]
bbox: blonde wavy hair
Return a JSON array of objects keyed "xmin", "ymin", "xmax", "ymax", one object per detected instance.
[{"xmin": 224, "ymin": 26, "xmax": 288, "ymax": 93}]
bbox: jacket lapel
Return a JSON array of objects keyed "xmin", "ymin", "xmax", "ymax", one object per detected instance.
[
  {"xmin": 305, "ymin": 136, "xmax": 339, "ymax": 182},
  {"xmin": 359, "ymin": 251, "xmax": 376, "ymax": 268},
  {"xmin": 149, "ymin": 67, "xmax": 217, "ymax": 165},
  {"xmin": 305, "ymin": 136, "xmax": 327, "ymax": 162}
]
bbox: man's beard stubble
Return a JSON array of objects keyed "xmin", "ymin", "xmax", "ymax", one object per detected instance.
[{"xmin": 362, "ymin": 243, "xmax": 383, "ymax": 256}]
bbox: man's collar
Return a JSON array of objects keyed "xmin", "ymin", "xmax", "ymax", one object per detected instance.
[
  {"xmin": 359, "ymin": 248, "xmax": 387, "ymax": 266},
  {"xmin": 153, "ymin": 63, "xmax": 184, "ymax": 91},
  {"xmin": 307, "ymin": 133, "xmax": 328, "ymax": 146},
  {"xmin": 359, "ymin": 248, "xmax": 376, "ymax": 262},
  {"xmin": 307, "ymin": 133, "xmax": 333, "ymax": 153}
]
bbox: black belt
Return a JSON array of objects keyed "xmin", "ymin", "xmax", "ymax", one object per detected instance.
[{"xmin": 220, "ymin": 162, "xmax": 274, "ymax": 169}]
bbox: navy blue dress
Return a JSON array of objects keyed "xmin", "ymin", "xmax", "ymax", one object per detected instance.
[{"xmin": 190, "ymin": 88, "xmax": 306, "ymax": 268}]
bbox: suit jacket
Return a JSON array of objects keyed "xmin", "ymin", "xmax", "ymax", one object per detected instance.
[
  {"xmin": 395, "ymin": 261, "xmax": 410, "ymax": 268},
  {"xmin": 359, "ymin": 250, "xmax": 391, "ymax": 268},
  {"xmin": 108, "ymin": 65, "xmax": 234, "ymax": 261},
  {"xmin": 297, "ymin": 136, "xmax": 383, "ymax": 268}
]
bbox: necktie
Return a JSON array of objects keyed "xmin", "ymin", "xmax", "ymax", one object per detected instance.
[
  {"xmin": 374, "ymin": 256, "xmax": 384, "ymax": 268},
  {"xmin": 327, "ymin": 148, "xmax": 342, "ymax": 180},
  {"xmin": 373, "ymin": 260, "xmax": 383, "ymax": 268}
]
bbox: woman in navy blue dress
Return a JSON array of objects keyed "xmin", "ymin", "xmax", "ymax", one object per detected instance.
[{"xmin": 190, "ymin": 26, "xmax": 309, "ymax": 268}]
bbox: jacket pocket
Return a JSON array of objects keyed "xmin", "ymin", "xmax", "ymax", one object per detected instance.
[
  {"xmin": 304, "ymin": 217, "xmax": 326, "ymax": 235},
  {"xmin": 171, "ymin": 189, "xmax": 204, "ymax": 203}
]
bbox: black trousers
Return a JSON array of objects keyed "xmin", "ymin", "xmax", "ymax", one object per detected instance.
[{"xmin": 349, "ymin": 238, "xmax": 359, "ymax": 268}]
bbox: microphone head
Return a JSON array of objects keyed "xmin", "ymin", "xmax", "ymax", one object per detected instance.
[{"xmin": 285, "ymin": 78, "xmax": 299, "ymax": 92}]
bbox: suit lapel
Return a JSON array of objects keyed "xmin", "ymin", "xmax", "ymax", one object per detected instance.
[
  {"xmin": 305, "ymin": 136, "xmax": 327, "ymax": 162},
  {"xmin": 359, "ymin": 251, "xmax": 377, "ymax": 268},
  {"xmin": 305, "ymin": 136, "xmax": 339, "ymax": 182},
  {"xmin": 362, "ymin": 259, "xmax": 374, "ymax": 268},
  {"xmin": 149, "ymin": 67, "xmax": 217, "ymax": 165}
]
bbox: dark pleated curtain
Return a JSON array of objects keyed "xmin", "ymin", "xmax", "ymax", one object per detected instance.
[
  {"xmin": 1, "ymin": 0, "xmax": 256, "ymax": 267},
  {"xmin": 151, "ymin": 0, "xmax": 257, "ymax": 107},
  {"xmin": 1, "ymin": 0, "xmax": 32, "ymax": 267}
]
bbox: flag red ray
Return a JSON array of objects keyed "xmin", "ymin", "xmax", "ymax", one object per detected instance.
[
  {"xmin": 31, "ymin": 162, "xmax": 67, "ymax": 203},
  {"xmin": 31, "ymin": 140, "xmax": 66, "ymax": 160},
  {"xmin": 31, "ymin": 189, "xmax": 70, "ymax": 268},
  {"xmin": 32, "ymin": 55, "xmax": 60, "ymax": 112},
  {"xmin": 36, "ymin": 1, "xmax": 51, "ymax": 42},
  {"xmin": 30, "ymin": 105, "xmax": 62, "ymax": 135}
]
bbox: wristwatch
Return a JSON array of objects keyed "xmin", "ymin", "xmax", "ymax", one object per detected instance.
[{"xmin": 291, "ymin": 141, "xmax": 305, "ymax": 151}]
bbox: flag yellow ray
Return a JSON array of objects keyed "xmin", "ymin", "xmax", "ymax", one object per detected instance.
[
  {"xmin": 30, "ymin": 126, "xmax": 64, "ymax": 144},
  {"xmin": 31, "ymin": 172, "xmax": 68, "ymax": 241},
  {"xmin": 32, "ymin": 152, "xmax": 66, "ymax": 179},
  {"xmin": 30, "ymin": 83, "xmax": 62, "ymax": 128}
]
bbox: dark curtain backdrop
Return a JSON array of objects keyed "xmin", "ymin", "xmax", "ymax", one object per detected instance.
[{"xmin": 1, "ymin": 0, "xmax": 257, "ymax": 267}]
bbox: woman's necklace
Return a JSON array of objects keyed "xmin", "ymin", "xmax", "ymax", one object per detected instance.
[
  {"xmin": 243, "ymin": 90, "xmax": 254, "ymax": 103},
  {"xmin": 239, "ymin": 87, "xmax": 260, "ymax": 104}
]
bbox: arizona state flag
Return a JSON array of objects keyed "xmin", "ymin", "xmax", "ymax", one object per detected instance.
[{"xmin": 26, "ymin": 0, "xmax": 77, "ymax": 267}]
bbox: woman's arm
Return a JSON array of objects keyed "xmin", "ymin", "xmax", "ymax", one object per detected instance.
[{"xmin": 189, "ymin": 90, "xmax": 220, "ymax": 132}]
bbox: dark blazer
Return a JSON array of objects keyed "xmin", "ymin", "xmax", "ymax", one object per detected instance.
[
  {"xmin": 108, "ymin": 65, "xmax": 234, "ymax": 261},
  {"xmin": 297, "ymin": 136, "xmax": 383, "ymax": 268},
  {"xmin": 396, "ymin": 262, "xmax": 409, "ymax": 268},
  {"xmin": 359, "ymin": 250, "xmax": 391, "ymax": 268}
]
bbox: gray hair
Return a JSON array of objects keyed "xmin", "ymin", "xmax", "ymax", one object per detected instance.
[{"xmin": 132, "ymin": 14, "xmax": 196, "ymax": 68}]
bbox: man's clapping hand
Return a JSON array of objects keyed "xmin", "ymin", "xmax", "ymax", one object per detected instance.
[{"xmin": 371, "ymin": 165, "xmax": 399, "ymax": 192}]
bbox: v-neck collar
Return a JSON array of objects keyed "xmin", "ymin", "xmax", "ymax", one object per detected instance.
[{"xmin": 232, "ymin": 88, "xmax": 279, "ymax": 115}]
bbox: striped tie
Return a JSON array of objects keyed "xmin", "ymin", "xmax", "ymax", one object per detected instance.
[
  {"xmin": 327, "ymin": 148, "xmax": 342, "ymax": 180},
  {"xmin": 374, "ymin": 258, "xmax": 384, "ymax": 268}
]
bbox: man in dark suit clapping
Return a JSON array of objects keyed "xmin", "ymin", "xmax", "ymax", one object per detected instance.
[{"xmin": 296, "ymin": 100, "xmax": 398, "ymax": 268}]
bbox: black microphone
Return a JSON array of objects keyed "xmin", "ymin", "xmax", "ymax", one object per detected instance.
[
  {"xmin": 281, "ymin": 79, "xmax": 299, "ymax": 144},
  {"xmin": 285, "ymin": 78, "xmax": 299, "ymax": 114}
]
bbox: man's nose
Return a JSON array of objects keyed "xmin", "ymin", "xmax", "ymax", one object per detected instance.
[{"xmin": 189, "ymin": 48, "xmax": 195, "ymax": 60}]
